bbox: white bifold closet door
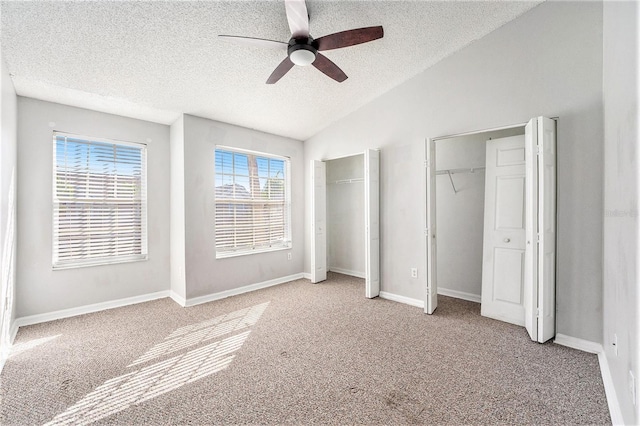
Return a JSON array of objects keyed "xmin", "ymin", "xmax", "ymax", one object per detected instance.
[
  {"xmin": 364, "ymin": 149, "xmax": 380, "ymax": 298},
  {"xmin": 310, "ymin": 160, "xmax": 327, "ymax": 283},
  {"xmin": 481, "ymin": 135, "xmax": 527, "ymax": 326},
  {"xmin": 425, "ymin": 139, "xmax": 437, "ymax": 314},
  {"xmin": 524, "ymin": 117, "xmax": 556, "ymax": 343}
]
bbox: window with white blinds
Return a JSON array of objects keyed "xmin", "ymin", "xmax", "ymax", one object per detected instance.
[
  {"xmin": 53, "ymin": 132, "xmax": 147, "ymax": 269},
  {"xmin": 214, "ymin": 147, "xmax": 291, "ymax": 258}
]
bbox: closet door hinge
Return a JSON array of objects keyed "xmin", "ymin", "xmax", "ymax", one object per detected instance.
[{"xmin": 424, "ymin": 160, "xmax": 429, "ymax": 169}]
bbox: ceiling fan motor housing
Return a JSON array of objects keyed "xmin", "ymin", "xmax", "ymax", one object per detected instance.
[{"xmin": 288, "ymin": 37, "xmax": 318, "ymax": 66}]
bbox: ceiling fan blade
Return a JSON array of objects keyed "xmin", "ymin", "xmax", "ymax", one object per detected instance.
[
  {"xmin": 218, "ymin": 35, "xmax": 288, "ymax": 50},
  {"xmin": 285, "ymin": 0, "xmax": 310, "ymax": 38},
  {"xmin": 312, "ymin": 53, "xmax": 348, "ymax": 83},
  {"xmin": 316, "ymin": 26, "xmax": 384, "ymax": 51},
  {"xmin": 266, "ymin": 57, "xmax": 295, "ymax": 84}
]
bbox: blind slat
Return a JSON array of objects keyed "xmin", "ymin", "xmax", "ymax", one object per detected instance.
[
  {"xmin": 53, "ymin": 132, "xmax": 147, "ymax": 268},
  {"xmin": 214, "ymin": 148, "xmax": 290, "ymax": 256}
]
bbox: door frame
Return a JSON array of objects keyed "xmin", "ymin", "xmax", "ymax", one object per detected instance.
[
  {"xmin": 310, "ymin": 150, "xmax": 381, "ymax": 298},
  {"xmin": 423, "ymin": 119, "xmax": 557, "ymax": 341}
]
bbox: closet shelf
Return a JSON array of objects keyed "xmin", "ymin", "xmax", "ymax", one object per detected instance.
[{"xmin": 328, "ymin": 178, "xmax": 364, "ymax": 185}]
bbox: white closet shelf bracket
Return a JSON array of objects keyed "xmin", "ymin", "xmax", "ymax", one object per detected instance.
[{"xmin": 435, "ymin": 166, "xmax": 485, "ymax": 193}]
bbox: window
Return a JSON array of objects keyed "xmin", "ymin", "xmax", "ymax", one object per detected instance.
[
  {"xmin": 214, "ymin": 147, "xmax": 291, "ymax": 258},
  {"xmin": 53, "ymin": 132, "xmax": 147, "ymax": 269}
]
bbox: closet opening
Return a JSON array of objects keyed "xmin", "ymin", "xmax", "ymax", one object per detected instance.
[
  {"xmin": 425, "ymin": 117, "xmax": 557, "ymax": 343},
  {"xmin": 326, "ymin": 154, "xmax": 365, "ymax": 279},
  {"xmin": 310, "ymin": 150, "xmax": 380, "ymax": 298}
]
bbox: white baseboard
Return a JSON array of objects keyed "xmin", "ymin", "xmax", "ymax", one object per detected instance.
[
  {"xmin": 597, "ymin": 351, "xmax": 625, "ymax": 425},
  {"xmin": 9, "ymin": 320, "xmax": 18, "ymax": 343},
  {"xmin": 553, "ymin": 333, "xmax": 602, "ymax": 354},
  {"xmin": 183, "ymin": 273, "xmax": 305, "ymax": 307},
  {"xmin": 0, "ymin": 321, "xmax": 20, "ymax": 374},
  {"xmin": 437, "ymin": 287, "xmax": 481, "ymax": 303},
  {"xmin": 553, "ymin": 334, "xmax": 623, "ymax": 425},
  {"xmin": 169, "ymin": 291, "xmax": 187, "ymax": 307},
  {"xmin": 328, "ymin": 267, "xmax": 366, "ymax": 279},
  {"xmin": 379, "ymin": 291, "xmax": 425, "ymax": 309},
  {"xmin": 302, "ymin": 272, "xmax": 312, "ymax": 280},
  {"xmin": 15, "ymin": 290, "xmax": 171, "ymax": 328}
]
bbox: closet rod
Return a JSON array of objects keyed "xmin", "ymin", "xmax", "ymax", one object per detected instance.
[
  {"xmin": 435, "ymin": 166, "xmax": 486, "ymax": 175},
  {"xmin": 328, "ymin": 178, "xmax": 364, "ymax": 185}
]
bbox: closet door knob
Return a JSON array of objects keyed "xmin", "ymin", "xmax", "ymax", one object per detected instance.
[{"xmin": 504, "ymin": 238, "xmax": 511, "ymax": 243}]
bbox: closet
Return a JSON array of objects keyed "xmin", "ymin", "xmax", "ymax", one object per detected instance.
[
  {"xmin": 326, "ymin": 155, "xmax": 365, "ymax": 278},
  {"xmin": 434, "ymin": 127, "xmax": 523, "ymax": 305},
  {"xmin": 425, "ymin": 117, "xmax": 556, "ymax": 343},
  {"xmin": 310, "ymin": 149, "xmax": 380, "ymax": 297}
]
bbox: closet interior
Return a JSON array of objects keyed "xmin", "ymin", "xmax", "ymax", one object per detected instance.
[
  {"xmin": 326, "ymin": 154, "xmax": 365, "ymax": 278},
  {"xmin": 435, "ymin": 127, "xmax": 525, "ymax": 306}
]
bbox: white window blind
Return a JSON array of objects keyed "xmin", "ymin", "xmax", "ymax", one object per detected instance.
[
  {"xmin": 53, "ymin": 132, "xmax": 147, "ymax": 269},
  {"xmin": 215, "ymin": 147, "xmax": 291, "ymax": 258}
]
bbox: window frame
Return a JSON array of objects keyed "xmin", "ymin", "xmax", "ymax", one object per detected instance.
[
  {"xmin": 214, "ymin": 145, "xmax": 292, "ymax": 259},
  {"xmin": 52, "ymin": 131, "xmax": 148, "ymax": 270}
]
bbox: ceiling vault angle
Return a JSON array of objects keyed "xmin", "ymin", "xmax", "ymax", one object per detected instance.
[{"xmin": 0, "ymin": 0, "xmax": 544, "ymax": 140}]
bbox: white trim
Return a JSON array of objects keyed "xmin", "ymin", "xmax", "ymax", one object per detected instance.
[
  {"xmin": 169, "ymin": 291, "xmax": 187, "ymax": 307},
  {"xmin": 0, "ymin": 321, "xmax": 19, "ymax": 374},
  {"xmin": 9, "ymin": 320, "xmax": 18, "ymax": 343},
  {"xmin": 15, "ymin": 290, "xmax": 170, "ymax": 327},
  {"xmin": 553, "ymin": 333, "xmax": 602, "ymax": 354},
  {"xmin": 328, "ymin": 267, "xmax": 366, "ymax": 279},
  {"xmin": 597, "ymin": 351, "xmax": 625, "ymax": 425},
  {"xmin": 303, "ymin": 272, "xmax": 312, "ymax": 280},
  {"xmin": 183, "ymin": 273, "xmax": 305, "ymax": 307},
  {"xmin": 437, "ymin": 287, "xmax": 481, "ymax": 303},
  {"xmin": 553, "ymin": 334, "xmax": 624, "ymax": 425},
  {"xmin": 379, "ymin": 291, "xmax": 425, "ymax": 308}
]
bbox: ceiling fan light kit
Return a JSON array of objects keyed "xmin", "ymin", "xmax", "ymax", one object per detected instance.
[
  {"xmin": 288, "ymin": 39, "xmax": 317, "ymax": 66},
  {"xmin": 219, "ymin": 0, "xmax": 383, "ymax": 84}
]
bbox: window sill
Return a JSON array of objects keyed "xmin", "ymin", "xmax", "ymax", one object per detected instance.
[
  {"xmin": 216, "ymin": 244, "xmax": 292, "ymax": 260},
  {"xmin": 52, "ymin": 255, "xmax": 148, "ymax": 271}
]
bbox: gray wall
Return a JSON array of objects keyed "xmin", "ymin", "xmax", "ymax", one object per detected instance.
[
  {"xmin": 181, "ymin": 114, "xmax": 304, "ymax": 299},
  {"xmin": 327, "ymin": 155, "xmax": 365, "ymax": 277},
  {"xmin": 16, "ymin": 98, "xmax": 171, "ymax": 317},
  {"xmin": 1, "ymin": 52, "xmax": 17, "ymax": 342},
  {"xmin": 602, "ymin": 1, "xmax": 639, "ymax": 424},
  {"xmin": 436, "ymin": 128, "xmax": 523, "ymax": 299},
  {"xmin": 304, "ymin": 1, "xmax": 604, "ymax": 343}
]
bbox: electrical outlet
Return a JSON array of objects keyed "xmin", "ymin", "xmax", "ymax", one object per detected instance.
[
  {"xmin": 287, "ymin": 252, "xmax": 292, "ymax": 261},
  {"xmin": 411, "ymin": 268, "xmax": 418, "ymax": 278},
  {"xmin": 630, "ymin": 371, "xmax": 636, "ymax": 405},
  {"xmin": 613, "ymin": 333, "xmax": 618, "ymax": 356}
]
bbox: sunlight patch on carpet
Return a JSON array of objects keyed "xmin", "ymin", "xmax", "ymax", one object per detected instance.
[
  {"xmin": 9, "ymin": 334, "xmax": 61, "ymax": 358},
  {"xmin": 129, "ymin": 301, "xmax": 269, "ymax": 367},
  {"xmin": 43, "ymin": 302, "xmax": 269, "ymax": 426}
]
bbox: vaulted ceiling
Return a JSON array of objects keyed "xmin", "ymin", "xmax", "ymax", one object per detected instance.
[{"xmin": 1, "ymin": 1, "xmax": 542, "ymax": 140}]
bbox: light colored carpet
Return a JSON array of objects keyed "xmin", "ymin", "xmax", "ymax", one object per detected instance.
[{"xmin": 1, "ymin": 273, "xmax": 610, "ymax": 425}]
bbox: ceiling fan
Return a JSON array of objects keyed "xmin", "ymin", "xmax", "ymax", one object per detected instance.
[{"xmin": 219, "ymin": 0, "xmax": 384, "ymax": 84}]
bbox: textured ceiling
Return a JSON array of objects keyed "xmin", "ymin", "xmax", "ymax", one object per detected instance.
[{"xmin": 1, "ymin": 1, "xmax": 542, "ymax": 141}]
